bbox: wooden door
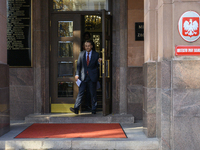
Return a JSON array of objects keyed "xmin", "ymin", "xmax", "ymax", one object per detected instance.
[
  {"xmin": 50, "ymin": 14, "xmax": 81, "ymax": 113},
  {"xmin": 102, "ymin": 10, "xmax": 112, "ymax": 116}
]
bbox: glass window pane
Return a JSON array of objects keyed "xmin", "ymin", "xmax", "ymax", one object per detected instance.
[
  {"xmin": 58, "ymin": 82, "xmax": 73, "ymax": 97},
  {"xmin": 58, "ymin": 41, "xmax": 73, "ymax": 58},
  {"xmin": 58, "ymin": 21, "xmax": 73, "ymax": 37},
  {"xmin": 58, "ymin": 61, "xmax": 73, "ymax": 77},
  {"xmin": 53, "ymin": 0, "xmax": 108, "ymax": 11}
]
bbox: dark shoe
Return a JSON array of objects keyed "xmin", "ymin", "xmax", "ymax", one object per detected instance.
[
  {"xmin": 70, "ymin": 107, "xmax": 79, "ymax": 114},
  {"xmin": 92, "ymin": 110, "xmax": 96, "ymax": 114}
]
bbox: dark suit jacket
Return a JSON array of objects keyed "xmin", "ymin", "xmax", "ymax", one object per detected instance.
[{"xmin": 76, "ymin": 50, "xmax": 99, "ymax": 82}]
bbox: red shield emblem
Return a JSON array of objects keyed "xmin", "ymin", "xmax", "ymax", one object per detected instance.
[{"xmin": 182, "ymin": 17, "xmax": 199, "ymax": 37}]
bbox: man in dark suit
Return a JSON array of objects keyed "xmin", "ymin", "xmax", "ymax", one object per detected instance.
[{"xmin": 70, "ymin": 40, "xmax": 99, "ymax": 114}]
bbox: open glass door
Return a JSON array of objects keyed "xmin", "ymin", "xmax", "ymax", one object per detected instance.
[
  {"xmin": 50, "ymin": 14, "xmax": 81, "ymax": 113},
  {"xmin": 102, "ymin": 10, "xmax": 112, "ymax": 116}
]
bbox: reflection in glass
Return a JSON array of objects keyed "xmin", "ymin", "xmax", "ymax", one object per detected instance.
[
  {"xmin": 58, "ymin": 41, "xmax": 73, "ymax": 58},
  {"xmin": 53, "ymin": 0, "xmax": 108, "ymax": 11},
  {"xmin": 58, "ymin": 21, "xmax": 73, "ymax": 37},
  {"xmin": 58, "ymin": 82, "xmax": 73, "ymax": 97},
  {"xmin": 58, "ymin": 61, "xmax": 73, "ymax": 77},
  {"xmin": 93, "ymin": 35, "xmax": 101, "ymax": 53},
  {"xmin": 85, "ymin": 15, "xmax": 101, "ymax": 30}
]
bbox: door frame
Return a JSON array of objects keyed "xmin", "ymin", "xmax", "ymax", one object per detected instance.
[{"xmin": 49, "ymin": 10, "xmax": 112, "ymax": 114}]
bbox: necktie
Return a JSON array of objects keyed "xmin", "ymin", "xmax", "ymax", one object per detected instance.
[{"xmin": 87, "ymin": 52, "xmax": 90, "ymax": 66}]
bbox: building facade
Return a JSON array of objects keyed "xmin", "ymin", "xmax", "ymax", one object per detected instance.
[{"xmin": 0, "ymin": 0, "xmax": 200, "ymax": 149}]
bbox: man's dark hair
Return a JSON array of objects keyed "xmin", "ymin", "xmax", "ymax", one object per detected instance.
[
  {"xmin": 83, "ymin": 32, "xmax": 91, "ymax": 38},
  {"xmin": 84, "ymin": 40, "xmax": 93, "ymax": 45}
]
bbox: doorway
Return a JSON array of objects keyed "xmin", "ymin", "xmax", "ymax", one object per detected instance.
[{"xmin": 49, "ymin": 11, "xmax": 112, "ymax": 116}]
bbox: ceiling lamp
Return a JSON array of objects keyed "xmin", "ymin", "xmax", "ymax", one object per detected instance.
[{"xmin": 85, "ymin": 15, "xmax": 101, "ymax": 30}]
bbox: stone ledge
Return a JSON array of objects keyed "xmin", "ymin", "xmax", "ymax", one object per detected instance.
[
  {"xmin": 25, "ymin": 113, "xmax": 135, "ymax": 124},
  {"xmin": 0, "ymin": 140, "xmax": 159, "ymax": 150}
]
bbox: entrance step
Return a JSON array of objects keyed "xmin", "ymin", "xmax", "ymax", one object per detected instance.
[
  {"xmin": 25, "ymin": 112, "xmax": 135, "ymax": 124},
  {"xmin": 0, "ymin": 121, "xmax": 159, "ymax": 150}
]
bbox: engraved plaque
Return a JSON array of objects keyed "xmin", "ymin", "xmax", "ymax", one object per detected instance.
[{"xmin": 7, "ymin": 0, "xmax": 32, "ymax": 67}]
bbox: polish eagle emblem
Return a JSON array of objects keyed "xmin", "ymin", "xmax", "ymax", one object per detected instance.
[{"xmin": 183, "ymin": 18, "xmax": 199, "ymax": 37}]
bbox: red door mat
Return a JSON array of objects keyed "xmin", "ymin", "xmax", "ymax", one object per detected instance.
[{"xmin": 15, "ymin": 123, "xmax": 127, "ymax": 138}]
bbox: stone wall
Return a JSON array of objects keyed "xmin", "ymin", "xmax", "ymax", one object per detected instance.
[
  {"xmin": 0, "ymin": 0, "xmax": 10, "ymax": 136},
  {"xmin": 9, "ymin": 0, "xmax": 50, "ymax": 120},
  {"xmin": 144, "ymin": 0, "xmax": 200, "ymax": 150},
  {"xmin": 143, "ymin": 62, "xmax": 156, "ymax": 137},
  {"xmin": 10, "ymin": 68, "xmax": 34, "ymax": 120},
  {"xmin": 171, "ymin": 60, "xmax": 200, "ymax": 150},
  {"xmin": 156, "ymin": 61, "xmax": 171, "ymax": 149},
  {"xmin": 126, "ymin": 0, "xmax": 144, "ymax": 120},
  {"xmin": 127, "ymin": 67, "xmax": 143, "ymax": 120}
]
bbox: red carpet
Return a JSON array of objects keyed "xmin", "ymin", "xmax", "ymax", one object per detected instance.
[{"xmin": 15, "ymin": 123, "xmax": 127, "ymax": 138}]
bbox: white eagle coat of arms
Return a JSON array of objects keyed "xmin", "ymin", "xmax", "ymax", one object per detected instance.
[{"xmin": 183, "ymin": 19, "xmax": 199, "ymax": 37}]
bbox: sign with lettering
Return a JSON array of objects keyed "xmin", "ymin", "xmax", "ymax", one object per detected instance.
[
  {"xmin": 178, "ymin": 11, "xmax": 200, "ymax": 42},
  {"xmin": 175, "ymin": 45, "xmax": 200, "ymax": 55},
  {"xmin": 135, "ymin": 22, "xmax": 144, "ymax": 41},
  {"xmin": 7, "ymin": 0, "xmax": 32, "ymax": 67}
]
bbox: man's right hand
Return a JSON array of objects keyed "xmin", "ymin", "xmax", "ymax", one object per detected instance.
[{"xmin": 75, "ymin": 75, "xmax": 79, "ymax": 81}]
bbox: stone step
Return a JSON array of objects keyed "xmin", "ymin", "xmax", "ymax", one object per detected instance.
[
  {"xmin": 0, "ymin": 139, "xmax": 159, "ymax": 150},
  {"xmin": 0, "ymin": 121, "xmax": 159, "ymax": 150},
  {"xmin": 25, "ymin": 113, "xmax": 135, "ymax": 124}
]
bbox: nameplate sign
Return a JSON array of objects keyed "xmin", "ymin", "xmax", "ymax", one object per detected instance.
[
  {"xmin": 135, "ymin": 22, "xmax": 144, "ymax": 41},
  {"xmin": 7, "ymin": 0, "xmax": 32, "ymax": 67},
  {"xmin": 175, "ymin": 45, "xmax": 200, "ymax": 55}
]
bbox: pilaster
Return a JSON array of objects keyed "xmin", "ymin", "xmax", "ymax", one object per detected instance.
[
  {"xmin": 32, "ymin": 0, "xmax": 50, "ymax": 114},
  {"xmin": 112, "ymin": 0, "xmax": 128, "ymax": 114}
]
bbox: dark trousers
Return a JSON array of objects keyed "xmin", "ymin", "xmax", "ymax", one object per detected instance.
[
  {"xmin": 74, "ymin": 75, "xmax": 97, "ymax": 111},
  {"xmin": 85, "ymin": 87, "xmax": 91, "ymax": 107}
]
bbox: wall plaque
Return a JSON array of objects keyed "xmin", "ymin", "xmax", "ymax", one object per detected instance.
[
  {"xmin": 175, "ymin": 45, "xmax": 200, "ymax": 55},
  {"xmin": 135, "ymin": 22, "xmax": 144, "ymax": 41},
  {"xmin": 7, "ymin": 0, "xmax": 32, "ymax": 67}
]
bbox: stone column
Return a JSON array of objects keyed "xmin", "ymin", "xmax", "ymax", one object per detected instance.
[
  {"xmin": 0, "ymin": 0, "xmax": 10, "ymax": 136},
  {"xmin": 143, "ymin": 0, "xmax": 158, "ymax": 138},
  {"xmin": 156, "ymin": 0, "xmax": 173, "ymax": 149},
  {"xmin": 112, "ymin": 0, "xmax": 128, "ymax": 114},
  {"xmin": 32, "ymin": 0, "xmax": 50, "ymax": 114}
]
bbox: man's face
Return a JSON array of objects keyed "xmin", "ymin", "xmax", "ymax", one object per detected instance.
[{"xmin": 85, "ymin": 42, "xmax": 93, "ymax": 52}]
